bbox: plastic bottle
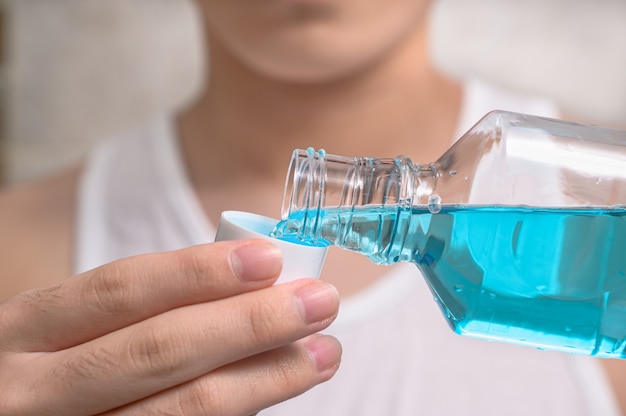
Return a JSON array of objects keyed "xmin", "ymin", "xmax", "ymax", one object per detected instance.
[{"xmin": 272, "ymin": 110, "xmax": 626, "ymax": 358}]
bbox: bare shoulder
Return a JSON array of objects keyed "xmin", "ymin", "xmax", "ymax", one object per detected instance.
[{"xmin": 0, "ymin": 166, "xmax": 81, "ymax": 301}]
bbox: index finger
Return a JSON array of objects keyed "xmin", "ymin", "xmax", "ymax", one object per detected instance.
[{"xmin": 1, "ymin": 239, "xmax": 283, "ymax": 352}]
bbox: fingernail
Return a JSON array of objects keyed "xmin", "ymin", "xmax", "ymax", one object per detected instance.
[
  {"xmin": 296, "ymin": 281, "xmax": 339, "ymax": 325},
  {"xmin": 305, "ymin": 334, "xmax": 342, "ymax": 376},
  {"xmin": 231, "ymin": 241, "xmax": 283, "ymax": 281}
]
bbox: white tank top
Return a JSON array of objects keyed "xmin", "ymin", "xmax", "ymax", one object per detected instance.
[{"xmin": 75, "ymin": 80, "xmax": 620, "ymax": 415}]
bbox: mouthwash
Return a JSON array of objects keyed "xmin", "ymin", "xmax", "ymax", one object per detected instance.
[
  {"xmin": 275, "ymin": 111, "xmax": 626, "ymax": 357},
  {"xmin": 273, "ymin": 205, "xmax": 626, "ymax": 357}
]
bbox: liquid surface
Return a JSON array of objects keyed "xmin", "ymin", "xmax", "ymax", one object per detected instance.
[{"xmin": 273, "ymin": 205, "xmax": 626, "ymax": 358}]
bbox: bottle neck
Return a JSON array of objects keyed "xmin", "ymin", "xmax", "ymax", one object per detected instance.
[{"xmin": 280, "ymin": 148, "xmax": 435, "ymax": 242}]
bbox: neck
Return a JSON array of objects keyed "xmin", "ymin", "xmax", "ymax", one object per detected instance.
[{"xmin": 177, "ymin": 23, "xmax": 462, "ymax": 221}]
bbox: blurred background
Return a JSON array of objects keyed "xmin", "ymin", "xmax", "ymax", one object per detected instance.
[
  {"xmin": 0, "ymin": 0, "xmax": 625, "ymax": 186},
  {"xmin": 0, "ymin": 0, "xmax": 205, "ymax": 185}
]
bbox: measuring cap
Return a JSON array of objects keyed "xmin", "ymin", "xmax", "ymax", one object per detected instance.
[{"xmin": 215, "ymin": 210, "xmax": 328, "ymax": 284}]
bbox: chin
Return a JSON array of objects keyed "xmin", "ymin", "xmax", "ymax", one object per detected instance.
[
  {"xmin": 256, "ymin": 62, "xmax": 359, "ymax": 84},
  {"xmin": 240, "ymin": 46, "xmax": 383, "ymax": 85}
]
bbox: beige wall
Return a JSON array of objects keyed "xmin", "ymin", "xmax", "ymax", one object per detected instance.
[
  {"xmin": 431, "ymin": 0, "xmax": 626, "ymax": 125},
  {"xmin": 2, "ymin": 0, "xmax": 625, "ymax": 184},
  {"xmin": 3, "ymin": 0, "xmax": 204, "ymax": 183}
]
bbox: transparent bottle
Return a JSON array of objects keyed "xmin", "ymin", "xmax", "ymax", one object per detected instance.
[{"xmin": 273, "ymin": 110, "xmax": 626, "ymax": 358}]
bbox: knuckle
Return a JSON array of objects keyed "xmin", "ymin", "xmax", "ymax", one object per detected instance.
[
  {"xmin": 10, "ymin": 283, "xmax": 64, "ymax": 317},
  {"xmin": 242, "ymin": 298, "xmax": 284, "ymax": 345},
  {"xmin": 177, "ymin": 246, "xmax": 226, "ymax": 291},
  {"xmin": 43, "ymin": 346, "xmax": 119, "ymax": 397},
  {"xmin": 178, "ymin": 249, "xmax": 212, "ymax": 288},
  {"xmin": 1, "ymin": 285, "xmax": 64, "ymax": 350},
  {"xmin": 273, "ymin": 352, "xmax": 302, "ymax": 385},
  {"xmin": 261, "ymin": 345, "xmax": 308, "ymax": 391},
  {"xmin": 84, "ymin": 265, "xmax": 134, "ymax": 316},
  {"xmin": 180, "ymin": 377, "xmax": 227, "ymax": 416},
  {"xmin": 127, "ymin": 325, "xmax": 183, "ymax": 378},
  {"xmin": 67, "ymin": 347, "xmax": 117, "ymax": 380}
]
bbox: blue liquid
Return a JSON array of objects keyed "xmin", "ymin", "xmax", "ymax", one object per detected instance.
[{"xmin": 273, "ymin": 205, "xmax": 626, "ymax": 358}]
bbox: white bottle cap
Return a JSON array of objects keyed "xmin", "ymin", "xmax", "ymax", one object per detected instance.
[{"xmin": 215, "ymin": 210, "xmax": 328, "ymax": 284}]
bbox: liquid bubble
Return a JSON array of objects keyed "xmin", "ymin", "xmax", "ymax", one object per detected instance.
[{"xmin": 428, "ymin": 194, "xmax": 442, "ymax": 214}]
